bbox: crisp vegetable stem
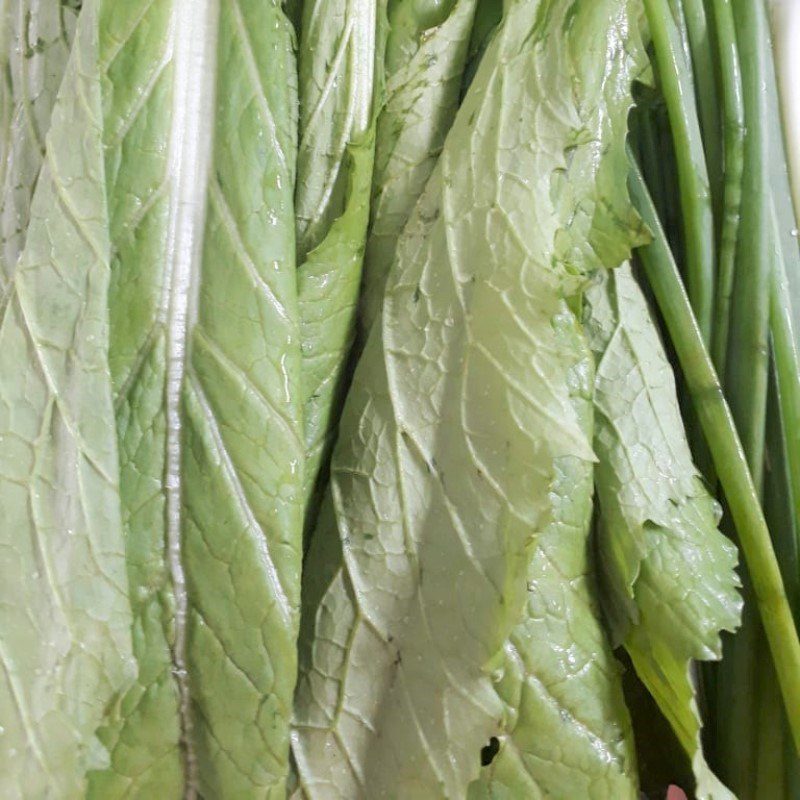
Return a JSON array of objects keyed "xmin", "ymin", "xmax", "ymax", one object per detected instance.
[
  {"xmin": 765, "ymin": 0, "xmax": 800, "ymax": 603},
  {"xmin": 717, "ymin": 5, "xmax": 786, "ymax": 791},
  {"xmin": 629, "ymin": 158, "xmax": 800, "ymax": 751},
  {"xmin": 680, "ymin": 0, "xmax": 722, "ymax": 217},
  {"xmin": 725, "ymin": 0, "xmax": 770, "ymax": 488},
  {"xmin": 666, "ymin": 0, "xmax": 691, "ymax": 64},
  {"xmin": 163, "ymin": 2, "xmax": 220, "ymax": 791},
  {"xmin": 771, "ymin": 206, "xmax": 800, "ymax": 566},
  {"xmin": 708, "ymin": 0, "xmax": 744, "ymax": 378},
  {"xmin": 634, "ymin": 108, "xmax": 668, "ymax": 227},
  {"xmin": 643, "ymin": 0, "xmax": 715, "ymax": 344}
]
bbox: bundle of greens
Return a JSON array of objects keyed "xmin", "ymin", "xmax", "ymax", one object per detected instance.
[{"xmin": 0, "ymin": 0, "xmax": 797, "ymax": 798}]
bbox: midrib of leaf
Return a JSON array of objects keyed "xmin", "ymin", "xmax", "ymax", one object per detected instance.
[
  {"xmin": 160, "ymin": 1, "xmax": 219, "ymax": 793},
  {"xmin": 347, "ymin": 0, "xmax": 373, "ymax": 137}
]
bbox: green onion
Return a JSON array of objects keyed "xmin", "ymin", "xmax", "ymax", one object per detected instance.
[{"xmin": 643, "ymin": 0, "xmax": 716, "ymax": 344}]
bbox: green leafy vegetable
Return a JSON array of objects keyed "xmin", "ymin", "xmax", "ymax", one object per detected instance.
[
  {"xmin": 3, "ymin": 0, "xmax": 310, "ymax": 793},
  {"xmin": 0, "ymin": 0, "xmax": 78, "ymax": 292},
  {"xmin": 292, "ymin": 1, "xmax": 648, "ymax": 796},
  {"xmin": 358, "ymin": 0, "xmax": 477, "ymax": 335},
  {"xmin": 297, "ymin": 135, "xmax": 376, "ymax": 530},
  {"xmin": 586, "ymin": 262, "xmax": 741, "ymax": 799},
  {"xmin": 768, "ymin": 0, "xmax": 800, "ymax": 231},
  {"xmin": 295, "ymin": 0, "xmax": 376, "ymax": 261},
  {"xmin": 470, "ymin": 313, "xmax": 639, "ymax": 800},
  {"xmin": 632, "ymin": 0, "xmax": 800, "ymax": 787},
  {"xmin": 765, "ymin": 6, "xmax": 800, "ymax": 548},
  {"xmin": 460, "ymin": 0, "xmax": 502, "ymax": 95},
  {"xmin": 295, "ymin": 0, "xmax": 379, "ymax": 528},
  {"xmin": 680, "ymin": 0, "xmax": 722, "ymax": 224},
  {"xmin": 0, "ymin": 4, "xmax": 134, "ymax": 795},
  {"xmin": 714, "ymin": 3, "xmax": 772, "ymax": 789},
  {"xmin": 758, "ymin": 377, "xmax": 799, "ymax": 798},
  {"xmin": 2, "ymin": 0, "xmax": 799, "ymax": 794}
]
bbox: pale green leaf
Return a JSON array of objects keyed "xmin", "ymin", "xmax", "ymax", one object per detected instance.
[
  {"xmin": 460, "ymin": 0, "xmax": 502, "ymax": 94},
  {"xmin": 470, "ymin": 314, "xmax": 639, "ymax": 800},
  {"xmin": 295, "ymin": 0, "xmax": 380, "ymax": 530},
  {"xmin": 298, "ymin": 131, "xmax": 376, "ymax": 531},
  {"xmin": 295, "ymin": 0, "xmax": 375, "ymax": 261},
  {"xmin": 0, "ymin": 0, "xmax": 79, "ymax": 292},
  {"xmin": 586, "ymin": 262, "xmax": 742, "ymax": 800},
  {"xmin": 0, "ymin": 3, "xmax": 134, "ymax": 796},
  {"xmin": 358, "ymin": 0, "xmax": 477, "ymax": 335},
  {"xmin": 468, "ymin": 5, "xmax": 648, "ymax": 789},
  {"xmin": 81, "ymin": 1, "xmax": 305, "ymax": 797},
  {"xmin": 292, "ymin": 1, "xmax": 647, "ymax": 796}
]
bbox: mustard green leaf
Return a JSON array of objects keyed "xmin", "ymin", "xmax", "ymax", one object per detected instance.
[
  {"xmin": 292, "ymin": 1, "xmax": 648, "ymax": 796},
  {"xmin": 0, "ymin": 0, "xmax": 79, "ymax": 292},
  {"xmin": 0, "ymin": 3, "xmax": 134, "ymax": 795},
  {"xmin": 358, "ymin": 0, "xmax": 477, "ymax": 335},
  {"xmin": 295, "ymin": 0, "xmax": 381, "ymax": 530},
  {"xmin": 298, "ymin": 131, "xmax": 376, "ymax": 531},
  {"xmin": 587, "ymin": 262, "xmax": 742, "ymax": 800},
  {"xmin": 84, "ymin": 1, "xmax": 305, "ymax": 797},
  {"xmin": 470, "ymin": 313, "xmax": 639, "ymax": 800},
  {"xmin": 295, "ymin": 0, "xmax": 376, "ymax": 262}
]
